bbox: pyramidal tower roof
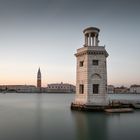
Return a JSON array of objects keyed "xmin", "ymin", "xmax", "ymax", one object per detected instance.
[
  {"xmin": 37, "ymin": 67, "xmax": 41, "ymax": 75},
  {"xmin": 38, "ymin": 67, "xmax": 40, "ymax": 72}
]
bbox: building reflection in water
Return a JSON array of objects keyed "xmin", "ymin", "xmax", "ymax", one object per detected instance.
[{"xmin": 71, "ymin": 111, "xmax": 108, "ymax": 140}]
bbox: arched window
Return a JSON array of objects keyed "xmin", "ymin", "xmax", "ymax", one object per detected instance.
[{"xmin": 91, "ymin": 73, "xmax": 101, "ymax": 79}]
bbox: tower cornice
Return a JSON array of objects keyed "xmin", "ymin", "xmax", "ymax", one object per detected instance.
[{"xmin": 75, "ymin": 46, "xmax": 108, "ymax": 57}]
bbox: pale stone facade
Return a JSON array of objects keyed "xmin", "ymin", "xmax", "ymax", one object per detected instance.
[
  {"xmin": 114, "ymin": 86, "xmax": 129, "ymax": 93},
  {"xmin": 108, "ymin": 85, "xmax": 115, "ymax": 93},
  {"xmin": 0, "ymin": 85, "xmax": 39, "ymax": 93},
  {"xmin": 74, "ymin": 27, "xmax": 109, "ymax": 105},
  {"xmin": 47, "ymin": 82, "xmax": 76, "ymax": 93},
  {"xmin": 130, "ymin": 85, "xmax": 140, "ymax": 93}
]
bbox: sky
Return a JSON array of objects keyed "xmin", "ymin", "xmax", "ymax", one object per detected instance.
[{"xmin": 0, "ymin": 0, "xmax": 140, "ymax": 87}]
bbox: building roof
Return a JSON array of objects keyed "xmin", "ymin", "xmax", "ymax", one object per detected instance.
[
  {"xmin": 83, "ymin": 27, "xmax": 100, "ymax": 33},
  {"xmin": 130, "ymin": 85, "xmax": 140, "ymax": 88}
]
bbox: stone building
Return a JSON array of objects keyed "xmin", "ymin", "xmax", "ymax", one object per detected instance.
[
  {"xmin": 108, "ymin": 85, "xmax": 115, "ymax": 93},
  {"xmin": 130, "ymin": 85, "xmax": 140, "ymax": 93},
  {"xmin": 114, "ymin": 86, "xmax": 129, "ymax": 93},
  {"xmin": 73, "ymin": 27, "xmax": 109, "ymax": 105},
  {"xmin": 0, "ymin": 85, "xmax": 38, "ymax": 93},
  {"xmin": 47, "ymin": 82, "xmax": 76, "ymax": 93}
]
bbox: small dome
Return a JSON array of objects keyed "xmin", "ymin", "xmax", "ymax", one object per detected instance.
[{"xmin": 83, "ymin": 27, "xmax": 100, "ymax": 34}]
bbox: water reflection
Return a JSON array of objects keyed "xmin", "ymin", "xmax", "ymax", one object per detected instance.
[
  {"xmin": 35, "ymin": 94, "xmax": 43, "ymax": 140},
  {"xmin": 72, "ymin": 111, "xmax": 108, "ymax": 140},
  {"xmin": 34, "ymin": 94, "xmax": 77, "ymax": 140},
  {"xmin": 1, "ymin": 94, "xmax": 140, "ymax": 140}
]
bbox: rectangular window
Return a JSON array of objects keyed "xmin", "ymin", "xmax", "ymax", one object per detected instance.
[
  {"xmin": 79, "ymin": 84, "xmax": 84, "ymax": 94},
  {"xmin": 79, "ymin": 61, "xmax": 84, "ymax": 67},
  {"xmin": 92, "ymin": 60, "xmax": 98, "ymax": 65},
  {"xmin": 93, "ymin": 84, "xmax": 99, "ymax": 94}
]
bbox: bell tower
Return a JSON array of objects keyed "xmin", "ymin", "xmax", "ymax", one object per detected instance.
[
  {"xmin": 37, "ymin": 68, "xmax": 42, "ymax": 92},
  {"xmin": 74, "ymin": 27, "xmax": 109, "ymax": 105}
]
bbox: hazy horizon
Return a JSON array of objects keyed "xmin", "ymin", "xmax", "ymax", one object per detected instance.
[{"xmin": 0, "ymin": 0, "xmax": 140, "ymax": 87}]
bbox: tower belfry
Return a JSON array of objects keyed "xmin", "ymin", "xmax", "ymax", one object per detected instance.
[
  {"xmin": 73, "ymin": 27, "xmax": 109, "ymax": 106},
  {"xmin": 84, "ymin": 27, "xmax": 99, "ymax": 47}
]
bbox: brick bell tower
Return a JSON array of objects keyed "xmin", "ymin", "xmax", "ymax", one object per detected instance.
[
  {"xmin": 37, "ymin": 68, "xmax": 42, "ymax": 92},
  {"xmin": 74, "ymin": 27, "xmax": 109, "ymax": 106}
]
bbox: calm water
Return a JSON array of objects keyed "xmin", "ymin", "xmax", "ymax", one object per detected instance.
[{"xmin": 0, "ymin": 93, "xmax": 140, "ymax": 140}]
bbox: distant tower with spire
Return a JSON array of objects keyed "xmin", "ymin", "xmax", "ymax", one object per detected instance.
[{"xmin": 37, "ymin": 68, "xmax": 42, "ymax": 92}]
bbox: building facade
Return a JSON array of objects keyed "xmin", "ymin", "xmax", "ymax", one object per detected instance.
[
  {"xmin": 0, "ymin": 85, "xmax": 38, "ymax": 93},
  {"xmin": 47, "ymin": 82, "xmax": 75, "ymax": 93},
  {"xmin": 114, "ymin": 86, "xmax": 129, "ymax": 93},
  {"xmin": 130, "ymin": 85, "xmax": 140, "ymax": 93},
  {"xmin": 74, "ymin": 27, "xmax": 108, "ymax": 105},
  {"xmin": 108, "ymin": 85, "xmax": 115, "ymax": 93}
]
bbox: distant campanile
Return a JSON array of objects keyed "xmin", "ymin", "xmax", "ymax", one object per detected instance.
[{"xmin": 37, "ymin": 68, "xmax": 41, "ymax": 89}]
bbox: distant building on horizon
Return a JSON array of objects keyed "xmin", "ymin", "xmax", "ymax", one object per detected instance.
[
  {"xmin": 114, "ymin": 86, "xmax": 129, "ymax": 93},
  {"xmin": 0, "ymin": 85, "xmax": 38, "ymax": 93},
  {"xmin": 108, "ymin": 85, "xmax": 115, "ymax": 93},
  {"xmin": 37, "ymin": 68, "xmax": 42, "ymax": 92},
  {"xmin": 0, "ymin": 83, "xmax": 75, "ymax": 93},
  {"xmin": 130, "ymin": 85, "xmax": 140, "ymax": 93},
  {"xmin": 47, "ymin": 82, "xmax": 76, "ymax": 93}
]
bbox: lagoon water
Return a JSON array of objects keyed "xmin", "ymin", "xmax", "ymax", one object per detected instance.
[{"xmin": 0, "ymin": 93, "xmax": 140, "ymax": 140}]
